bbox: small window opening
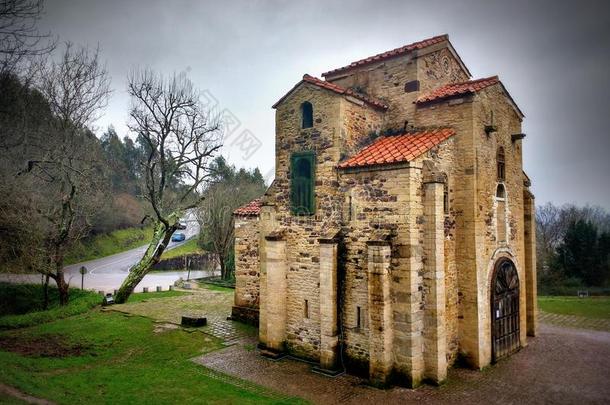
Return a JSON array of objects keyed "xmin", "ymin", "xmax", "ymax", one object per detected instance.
[
  {"xmin": 497, "ymin": 147, "xmax": 505, "ymax": 181},
  {"xmin": 301, "ymin": 101, "xmax": 313, "ymax": 129},
  {"xmin": 496, "ymin": 184, "xmax": 506, "ymax": 199},
  {"xmin": 442, "ymin": 174, "xmax": 449, "ymax": 215},
  {"xmin": 304, "ymin": 300, "xmax": 309, "ymax": 319},
  {"xmin": 356, "ymin": 306, "xmax": 362, "ymax": 328},
  {"xmin": 348, "ymin": 195, "xmax": 353, "ymax": 221},
  {"xmin": 496, "ymin": 183, "xmax": 507, "ymax": 243}
]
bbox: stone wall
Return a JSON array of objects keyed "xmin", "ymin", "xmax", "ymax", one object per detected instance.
[
  {"xmin": 263, "ymin": 82, "xmax": 346, "ymax": 360},
  {"xmin": 413, "ymin": 82, "xmax": 528, "ymax": 368},
  {"xmin": 414, "ymin": 99, "xmax": 475, "ymax": 366},
  {"xmin": 338, "ymin": 166, "xmax": 413, "ymax": 376},
  {"xmin": 234, "ymin": 215, "xmax": 260, "ymax": 309},
  {"xmin": 337, "ymin": 136, "xmax": 456, "ymax": 386},
  {"xmin": 152, "ymin": 252, "xmax": 214, "ymax": 271},
  {"xmin": 472, "ymin": 84, "xmax": 526, "ymax": 366},
  {"xmin": 326, "ymin": 43, "xmax": 469, "ymax": 130}
]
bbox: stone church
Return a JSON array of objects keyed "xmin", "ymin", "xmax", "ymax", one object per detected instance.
[{"xmin": 231, "ymin": 34, "xmax": 537, "ymax": 387}]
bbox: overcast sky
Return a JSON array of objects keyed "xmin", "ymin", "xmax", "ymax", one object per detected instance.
[{"xmin": 39, "ymin": 0, "xmax": 610, "ymax": 209}]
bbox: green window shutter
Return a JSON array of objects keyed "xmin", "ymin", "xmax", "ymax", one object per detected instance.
[{"xmin": 290, "ymin": 151, "xmax": 315, "ymax": 215}]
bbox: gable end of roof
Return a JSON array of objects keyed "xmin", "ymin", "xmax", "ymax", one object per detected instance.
[
  {"xmin": 416, "ymin": 76, "xmax": 524, "ymax": 119},
  {"xmin": 321, "ymin": 34, "xmax": 472, "ymax": 80},
  {"xmin": 272, "ymin": 74, "xmax": 388, "ymax": 110}
]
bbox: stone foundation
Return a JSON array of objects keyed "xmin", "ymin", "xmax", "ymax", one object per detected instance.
[{"xmin": 231, "ymin": 305, "xmax": 259, "ymax": 326}]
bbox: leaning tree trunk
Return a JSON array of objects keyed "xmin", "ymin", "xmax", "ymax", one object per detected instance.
[
  {"xmin": 114, "ymin": 216, "xmax": 178, "ymax": 304},
  {"xmin": 56, "ymin": 268, "xmax": 70, "ymax": 306}
]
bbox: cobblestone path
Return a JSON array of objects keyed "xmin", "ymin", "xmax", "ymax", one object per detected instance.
[
  {"xmin": 195, "ymin": 322, "xmax": 610, "ymax": 404},
  {"xmin": 112, "ymin": 291, "xmax": 610, "ymax": 404},
  {"xmin": 109, "ymin": 285, "xmax": 256, "ymax": 344}
]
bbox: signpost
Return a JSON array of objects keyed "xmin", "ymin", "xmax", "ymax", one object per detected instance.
[{"xmin": 79, "ymin": 266, "xmax": 88, "ymax": 290}]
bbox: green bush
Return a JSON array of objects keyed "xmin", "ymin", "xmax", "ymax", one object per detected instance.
[{"xmin": 0, "ymin": 283, "xmax": 101, "ymax": 330}]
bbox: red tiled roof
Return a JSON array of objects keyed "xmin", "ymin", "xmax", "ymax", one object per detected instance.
[
  {"xmin": 233, "ymin": 198, "xmax": 263, "ymax": 216},
  {"xmin": 338, "ymin": 128, "xmax": 455, "ymax": 169},
  {"xmin": 416, "ymin": 76, "xmax": 499, "ymax": 103},
  {"xmin": 303, "ymin": 74, "xmax": 388, "ymax": 109},
  {"xmin": 322, "ymin": 34, "xmax": 448, "ymax": 78},
  {"xmin": 272, "ymin": 74, "xmax": 388, "ymax": 110}
]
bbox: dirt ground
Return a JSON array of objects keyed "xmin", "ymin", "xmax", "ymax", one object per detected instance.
[{"xmin": 0, "ymin": 334, "xmax": 91, "ymax": 358}]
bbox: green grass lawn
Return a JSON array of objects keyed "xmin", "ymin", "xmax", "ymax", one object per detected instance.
[
  {"xmin": 64, "ymin": 226, "xmax": 154, "ymax": 265},
  {"xmin": 126, "ymin": 290, "xmax": 188, "ymax": 303},
  {"xmin": 0, "ymin": 285, "xmax": 187, "ymax": 330},
  {"xmin": 161, "ymin": 238, "xmax": 204, "ymax": 260},
  {"xmin": 0, "ymin": 310, "xmax": 295, "ymax": 404},
  {"xmin": 538, "ymin": 296, "xmax": 610, "ymax": 319}
]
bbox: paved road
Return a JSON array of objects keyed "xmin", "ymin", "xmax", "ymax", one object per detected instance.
[{"xmin": 0, "ymin": 211, "xmax": 215, "ymax": 292}]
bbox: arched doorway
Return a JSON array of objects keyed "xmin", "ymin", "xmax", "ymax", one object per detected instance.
[{"xmin": 491, "ymin": 258, "xmax": 520, "ymax": 362}]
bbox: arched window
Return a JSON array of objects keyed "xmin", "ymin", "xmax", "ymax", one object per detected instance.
[
  {"xmin": 301, "ymin": 101, "xmax": 313, "ymax": 129},
  {"xmin": 497, "ymin": 147, "xmax": 505, "ymax": 181}
]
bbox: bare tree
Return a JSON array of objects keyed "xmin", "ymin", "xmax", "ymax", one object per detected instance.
[
  {"xmin": 18, "ymin": 42, "xmax": 110, "ymax": 305},
  {"xmin": 114, "ymin": 69, "xmax": 222, "ymax": 303},
  {"xmin": 0, "ymin": 0, "xmax": 55, "ymax": 75},
  {"xmin": 198, "ymin": 183, "xmax": 261, "ymax": 280}
]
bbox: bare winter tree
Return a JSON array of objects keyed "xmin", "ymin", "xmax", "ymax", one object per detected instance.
[
  {"xmin": 196, "ymin": 157, "xmax": 266, "ymax": 280},
  {"xmin": 0, "ymin": 0, "xmax": 55, "ymax": 75},
  {"xmin": 536, "ymin": 202, "xmax": 610, "ymax": 277},
  {"xmin": 536, "ymin": 202, "xmax": 564, "ymax": 272},
  {"xmin": 114, "ymin": 69, "xmax": 222, "ymax": 303},
  {"xmin": 18, "ymin": 42, "xmax": 110, "ymax": 305}
]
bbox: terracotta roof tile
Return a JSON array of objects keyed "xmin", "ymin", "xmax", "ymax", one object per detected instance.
[
  {"xmin": 233, "ymin": 198, "xmax": 263, "ymax": 216},
  {"xmin": 417, "ymin": 76, "xmax": 499, "ymax": 103},
  {"xmin": 273, "ymin": 74, "xmax": 388, "ymax": 110},
  {"xmin": 322, "ymin": 34, "xmax": 448, "ymax": 77},
  {"xmin": 338, "ymin": 128, "xmax": 455, "ymax": 169},
  {"xmin": 304, "ymin": 74, "xmax": 388, "ymax": 110}
]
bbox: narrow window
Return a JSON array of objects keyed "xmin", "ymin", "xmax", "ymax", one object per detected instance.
[
  {"xmin": 348, "ymin": 195, "xmax": 353, "ymax": 221},
  {"xmin": 356, "ymin": 306, "xmax": 362, "ymax": 328},
  {"xmin": 301, "ymin": 101, "xmax": 313, "ymax": 129},
  {"xmin": 304, "ymin": 299, "xmax": 309, "ymax": 319},
  {"xmin": 497, "ymin": 147, "xmax": 506, "ymax": 181},
  {"xmin": 442, "ymin": 174, "xmax": 449, "ymax": 215},
  {"xmin": 290, "ymin": 151, "xmax": 315, "ymax": 215},
  {"xmin": 443, "ymin": 184, "xmax": 449, "ymax": 215},
  {"xmin": 496, "ymin": 184, "xmax": 506, "ymax": 199},
  {"xmin": 496, "ymin": 184, "xmax": 507, "ymax": 242}
]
